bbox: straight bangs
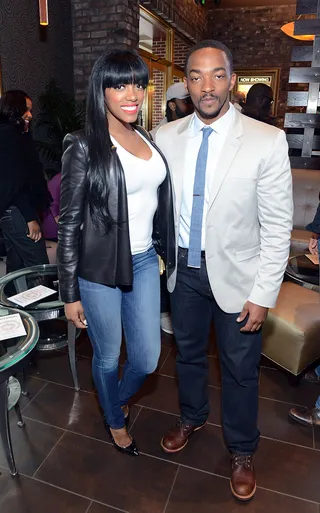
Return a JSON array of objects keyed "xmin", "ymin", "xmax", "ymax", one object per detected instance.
[{"xmin": 102, "ymin": 52, "xmax": 149, "ymax": 90}]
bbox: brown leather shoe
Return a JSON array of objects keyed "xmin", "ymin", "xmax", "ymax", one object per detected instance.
[
  {"xmin": 304, "ymin": 369, "xmax": 320, "ymax": 384},
  {"xmin": 230, "ymin": 454, "xmax": 256, "ymax": 502},
  {"xmin": 289, "ymin": 406, "xmax": 320, "ymax": 427},
  {"xmin": 160, "ymin": 419, "xmax": 206, "ymax": 453}
]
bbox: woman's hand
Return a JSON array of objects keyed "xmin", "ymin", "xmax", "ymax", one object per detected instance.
[
  {"xmin": 65, "ymin": 301, "xmax": 87, "ymax": 329},
  {"xmin": 27, "ymin": 220, "xmax": 42, "ymax": 242},
  {"xmin": 309, "ymin": 234, "xmax": 319, "ymax": 255}
]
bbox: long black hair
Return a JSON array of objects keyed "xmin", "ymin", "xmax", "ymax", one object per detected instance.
[
  {"xmin": 0, "ymin": 90, "xmax": 27, "ymax": 132},
  {"xmin": 85, "ymin": 50, "xmax": 149, "ymax": 231}
]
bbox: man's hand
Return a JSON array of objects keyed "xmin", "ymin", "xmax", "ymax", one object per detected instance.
[
  {"xmin": 309, "ymin": 234, "xmax": 319, "ymax": 255},
  {"xmin": 27, "ymin": 220, "xmax": 42, "ymax": 242},
  {"xmin": 237, "ymin": 301, "xmax": 268, "ymax": 332}
]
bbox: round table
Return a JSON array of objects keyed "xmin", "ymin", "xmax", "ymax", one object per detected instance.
[
  {"xmin": 0, "ymin": 264, "xmax": 80, "ymax": 390},
  {"xmin": 285, "ymin": 254, "xmax": 319, "ymax": 293},
  {"xmin": 0, "ymin": 306, "xmax": 39, "ymax": 475}
]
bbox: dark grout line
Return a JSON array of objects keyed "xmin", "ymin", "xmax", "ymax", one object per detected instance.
[
  {"xmin": 4, "ymin": 416, "xmax": 319, "ymax": 506},
  {"xmin": 21, "ymin": 381, "xmax": 49, "ymax": 413},
  {"xmin": 19, "ymin": 472, "xmax": 130, "ymax": 512},
  {"xmin": 32, "ymin": 430, "xmax": 66, "ymax": 478},
  {"xmin": 163, "ymin": 466, "xmax": 180, "ymax": 513},
  {"xmin": 22, "ymin": 400, "xmax": 318, "ymax": 454},
  {"xmin": 26, "ymin": 374, "xmax": 97, "ymax": 395},
  {"xmin": 158, "ymin": 347, "xmax": 172, "ymax": 373},
  {"xmin": 136, "ymin": 404, "xmax": 180, "ymax": 418},
  {"xmin": 90, "ymin": 501, "xmax": 130, "ymax": 513},
  {"xmin": 256, "ymin": 484, "xmax": 319, "ymax": 506},
  {"xmin": 128, "ymin": 406, "xmax": 142, "ymax": 433},
  {"xmin": 84, "ymin": 500, "xmax": 93, "ymax": 513}
]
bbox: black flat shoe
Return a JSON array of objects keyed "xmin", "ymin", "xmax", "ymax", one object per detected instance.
[{"xmin": 104, "ymin": 423, "xmax": 139, "ymax": 457}]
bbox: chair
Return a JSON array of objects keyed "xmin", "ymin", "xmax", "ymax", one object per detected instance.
[{"xmin": 262, "ymin": 282, "xmax": 320, "ymax": 375}]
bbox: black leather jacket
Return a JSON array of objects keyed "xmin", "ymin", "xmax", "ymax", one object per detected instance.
[{"xmin": 57, "ymin": 126, "xmax": 175, "ymax": 303}]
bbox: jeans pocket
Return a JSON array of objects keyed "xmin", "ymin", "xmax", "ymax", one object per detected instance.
[{"xmin": 11, "ymin": 208, "xmax": 28, "ymax": 234}]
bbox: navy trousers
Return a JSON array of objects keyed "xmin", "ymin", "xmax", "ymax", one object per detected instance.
[{"xmin": 171, "ymin": 247, "xmax": 261, "ymax": 454}]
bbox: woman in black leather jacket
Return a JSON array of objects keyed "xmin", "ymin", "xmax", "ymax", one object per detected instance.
[{"xmin": 57, "ymin": 50, "xmax": 175, "ymax": 457}]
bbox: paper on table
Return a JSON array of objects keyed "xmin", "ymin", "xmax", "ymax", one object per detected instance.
[
  {"xmin": 0, "ymin": 313, "xmax": 26, "ymax": 341},
  {"xmin": 305, "ymin": 253, "xmax": 319, "ymax": 265},
  {"xmin": 8, "ymin": 285, "xmax": 56, "ymax": 307}
]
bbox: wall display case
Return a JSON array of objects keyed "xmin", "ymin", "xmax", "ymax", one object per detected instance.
[{"xmin": 234, "ymin": 68, "xmax": 280, "ymax": 116}]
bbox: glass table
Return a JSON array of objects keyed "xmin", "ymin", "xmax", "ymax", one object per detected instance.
[
  {"xmin": 285, "ymin": 254, "xmax": 319, "ymax": 293},
  {"xmin": 0, "ymin": 306, "xmax": 39, "ymax": 475},
  {"xmin": 0, "ymin": 264, "xmax": 79, "ymax": 390}
]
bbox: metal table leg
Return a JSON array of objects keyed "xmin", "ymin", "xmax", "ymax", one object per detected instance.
[
  {"xmin": 68, "ymin": 322, "xmax": 79, "ymax": 391},
  {"xmin": 14, "ymin": 401, "xmax": 25, "ymax": 428},
  {"xmin": 0, "ymin": 380, "xmax": 18, "ymax": 476},
  {"xmin": 20, "ymin": 367, "xmax": 29, "ymax": 397}
]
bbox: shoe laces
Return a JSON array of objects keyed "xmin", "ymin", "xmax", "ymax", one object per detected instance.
[
  {"xmin": 232, "ymin": 454, "xmax": 253, "ymax": 469},
  {"xmin": 175, "ymin": 419, "xmax": 192, "ymax": 432}
]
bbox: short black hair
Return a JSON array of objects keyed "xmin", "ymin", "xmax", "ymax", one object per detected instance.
[
  {"xmin": 0, "ymin": 90, "xmax": 27, "ymax": 130},
  {"xmin": 166, "ymin": 100, "xmax": 174, "ymax": 122},
  {"xmin": 184, "ymin": 39, "xmax": 233, "ymax": 75},
  {"xmin": 246, "ymin": 83, "xmax": 273, "ymax": 105}
]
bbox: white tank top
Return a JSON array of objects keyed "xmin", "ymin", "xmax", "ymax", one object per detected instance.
[{"xmin": 111, "ymin": 130, "xmax": 166, "ymax": 255}]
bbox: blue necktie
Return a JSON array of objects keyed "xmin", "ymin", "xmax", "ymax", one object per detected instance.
[{"xmin": 188, "ymin": 126, "xmax": 213, "ymax": 268}]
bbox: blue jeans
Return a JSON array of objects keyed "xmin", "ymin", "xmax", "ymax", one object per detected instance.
[{"xmin": 78, "ymin": 246, "xmax": 161, "ymax": 429}]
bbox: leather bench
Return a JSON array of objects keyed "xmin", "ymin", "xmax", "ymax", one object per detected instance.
[{"xmin": 262, "ymin": 281, "xmax": 320, "ymax": 375}]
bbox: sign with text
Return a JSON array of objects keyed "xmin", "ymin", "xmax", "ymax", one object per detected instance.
[{"xmin": 234, "ymin": 68, "xmax": 280, "ymax": 116}]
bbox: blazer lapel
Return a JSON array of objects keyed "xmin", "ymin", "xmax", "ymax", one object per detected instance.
[
  {"xmin": 171, "ymin": 115, "xmax": 193, "ymax": 216},
  {"xmin": 208, "ymin": 110, "xmax": 243, "ymax": 211}
]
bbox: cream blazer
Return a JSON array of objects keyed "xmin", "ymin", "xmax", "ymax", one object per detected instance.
[{"xmin": 155, "ymin": 109, "xmax": 293, "ymax": 313}]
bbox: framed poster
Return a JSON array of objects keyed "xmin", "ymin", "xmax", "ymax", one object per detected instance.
[{"xmin": 233, "ymin": 68, "xmax": 280, "ymax": 116}]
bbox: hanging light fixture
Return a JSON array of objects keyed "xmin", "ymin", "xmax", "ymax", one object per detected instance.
[
  {"xmin": 281, "ymin": 16, "xmax": 314, "ymax": 41},
  {"xmin": 39, "ymin": 0, "xmax": 48, "ymax": 26}
]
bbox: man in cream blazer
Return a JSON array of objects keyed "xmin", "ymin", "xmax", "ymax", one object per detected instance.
[{"xmin": 155, "ymin": 40, "xmax": 293, "ymax": 502}]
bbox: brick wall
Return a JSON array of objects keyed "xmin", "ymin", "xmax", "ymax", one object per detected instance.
[
  {"xmin": 174, "ymin": 35, "xmax": 191, "ymax": 68},
  {"xmin": 140, "ymin": 0, "xmax": 207, "ymax": 42},
  {"xmin": 152, "ymin": 69, "xmax": 166, "ymax": 127},
  {"xmin": 173, "ymin": 0, "xmax": 208, "ymax": 38},
  {"xmin": 71, "ymin": 0, "xmax": 139, "ymax": 99},
  {"xmin": 208, "ymin": 4, "xmax": 301, "ymax": 128},
  {"xmin": 152, "ymin": 39, "xmax": 167, "ymax": 58}
]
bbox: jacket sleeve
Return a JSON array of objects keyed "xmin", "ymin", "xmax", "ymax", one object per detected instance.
[
  {"xmin": 306, "ymin": 202, "xmax": 320, "ymax": 234},
  {"xmin": 57, "ymin": 134, "xmax": 88, "ymax": 303},
  {"xmin": 11, "ymin": 191, "xmax": 38, "ymax": 223},
  {"xmin": 248, "ymin": 130, "xmax": 293, "ymax": 308}
]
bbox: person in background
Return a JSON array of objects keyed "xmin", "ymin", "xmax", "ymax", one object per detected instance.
[
  {"xmin": 150, "ymin": 82, "xmax": 194, "ymax": 140},
  {"xmin": 231, "ymin": 90, "xmax": 245, "ymax": 112},
  {"xmin": 289, "ymin": 203, "xmax": 320, "ymax": 426},
  {"xmin": 151, "ymin": 82, "xmax": 194, "ymax": 335},
  {"xmin": 42, "ymin": 171, "xmax": 61, "ymax": 264},
  {"xmin": 57, "ymin": 50, "xmax": 174, "ymax": 457},
  {"xmin": 0, "ymin": 90, "xmax": 50, "ymax": 272},
  {"xmin": 241, "ymin": 83, "xmax": 276, "ymax": 126},
  {"xmin": 155, "ymin": 39, "xmax": 292, "ymax": 502}
]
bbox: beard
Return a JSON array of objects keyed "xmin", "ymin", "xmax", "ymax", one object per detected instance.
[
  {"xmin": 175, "ymin": 104, "xmax": 190, "ymax": 119},
  {"xmin": 195, "ymin": 93, "xmax": 229, "ymax": 120}
]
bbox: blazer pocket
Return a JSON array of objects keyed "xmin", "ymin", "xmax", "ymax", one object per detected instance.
[{"xmin": 236, "ymin": 244, "xmax": 260, "ymax": 262}]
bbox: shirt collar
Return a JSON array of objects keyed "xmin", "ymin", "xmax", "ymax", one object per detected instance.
[{"xmin": 189, "ymin": 102, "xmax": 235, "ymax": 138}]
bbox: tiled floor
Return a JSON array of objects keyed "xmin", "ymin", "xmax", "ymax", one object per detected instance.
[{"xmin": 1, "ymin": 331, "xmax": 320, "ymax": 513}]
